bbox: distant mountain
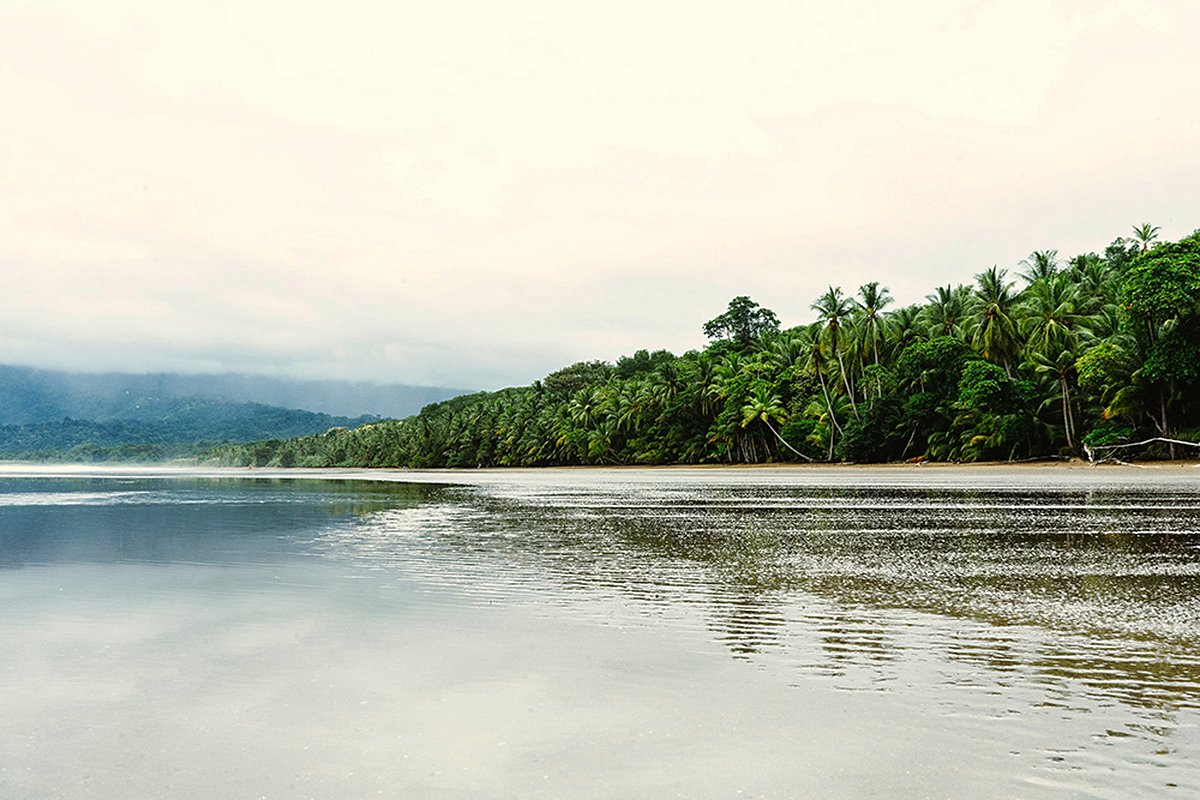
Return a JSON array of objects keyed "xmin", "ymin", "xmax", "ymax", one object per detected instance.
[
  {"xmin": 0, "ymin": 364, "xmax": 472, "ymax": 461},
  {"xmin": 0, "ymin": 365, "xmax": 470, "ymax": 425},
  {"xmin": 0, "ymin": 398, "xmax": 374, "ymax": 456}
]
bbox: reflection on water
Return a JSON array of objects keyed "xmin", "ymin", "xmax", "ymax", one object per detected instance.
[
  {"xmin": 2, "ymin": 470, "xmax": 1199, "ymax": 798},
  {"xmin": 0, "ymin": 476, "xmax": 435, "ymax": 567},
  {"xmin": 313, "ymin": 477, "xmax": 1200, "ymax": 795}
]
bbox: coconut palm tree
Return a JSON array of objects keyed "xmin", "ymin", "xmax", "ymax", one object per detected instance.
[
  {"xmin": 1028, "ymin": 346, "xmax": 1081, "ymax": 452},
  {"xmin": 1018, "ymin": 249, "xmax": 1059, "ymax": 286},
  {"xmin": 884, "ymin": 304, "xmax": 925, "ymax": 361},
  {"xmin": 796, "ymin": 322, "xmax": 842, "ymax": 458},
  {"xmin": 1132, "ymin": 222, "xmax": 1161, "ymax": 252},
  {"xmin": 811, "ymin": 286, "xmax": 859, "ymax": 418},
  {"xmin": 968, "ymin": 266, "xmax": 1022, "ymax": 376},
  {"xmin": 854, "ymin": 281, "xmax": 894, "ymax": 367},
  {"xmin": 920, "ymin": 284, "xmax": 969, "ymax": 338},
  {"xmin": 1020, "ymin": 273, "xmax": 1091, "ymax": 357},
  {"xmin": 740, "ymin": 383, "xmax": 813, "ymax": 461},
  {"xmin": 1064, "ymin": 252, "xmax": 1114, "ymax": 312}
]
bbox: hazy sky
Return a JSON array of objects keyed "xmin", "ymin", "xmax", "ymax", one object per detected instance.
[{"xmin": 3, "ymin": 1, "xmax": 1199, "ymax": 390}]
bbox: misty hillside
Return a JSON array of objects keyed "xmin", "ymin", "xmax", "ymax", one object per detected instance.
[
  {"xmin": 0, "ymin": 365, "xmax": 469, "ymax": 424},
  {"xmin": 0, "ymin": 398, "xmax": 375, "ymax": 457}
]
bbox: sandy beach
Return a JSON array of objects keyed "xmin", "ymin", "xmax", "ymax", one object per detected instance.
[{"xmin": 2, "ymin": 459, "xmax": 1198, "ymax": 491}]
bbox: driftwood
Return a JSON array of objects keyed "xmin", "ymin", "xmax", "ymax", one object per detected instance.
[{"xmin": 1083, "ymin": 437, "xmax": 1200, "ymax": 464}]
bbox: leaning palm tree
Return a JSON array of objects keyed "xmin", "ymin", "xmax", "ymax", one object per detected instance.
[
  {"xmin": 968, "ymin": 266, "xmax": 1022, "ymax": 376},
  {"xmin": 797, "ymin": 322, "xmax": 843, "ymax": 444},
  {"xmin": 740, "ymin": 383, "xmax": 813, "ymax": 461}
]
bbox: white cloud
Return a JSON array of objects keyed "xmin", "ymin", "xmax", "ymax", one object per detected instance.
[{"xmin": 2, "ymin": 0, "xmax": 1199, "ymax": 388}]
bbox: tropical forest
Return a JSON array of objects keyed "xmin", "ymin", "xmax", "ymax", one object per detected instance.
[{"xmin": 209, "ymin": 225, "xmax": 1200, "ymax": 468}]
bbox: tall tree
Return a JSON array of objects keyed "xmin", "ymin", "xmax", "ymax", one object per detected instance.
[
  {"xmin": 797, "ymin": 322, "xmax": 842, "ymax": 459},
  {"xmin": 1132, "ymin": 222, "xmax": 1161, "ymax": 253},
  {"xmin": 921, "ymin": 285, "xmax": 969, "ymax": 338},
  {"xmin": 811, "ymin": 286, "xmax": 859, "ymax": 418},
  {"xmin": 854, "ymin": 281, "xmax": 894, "ymax": 367},
  {"xmin": 1018, "ymin": 249, "xmax": 1059, "ymax": 285},
  {"xmin": 968, "ymin": 266, "xmax": 1022, "ymax": 377},
  {"xmin": 1120, "ymin": 236, "xmax": 1200, "ymax": 454},
  {"xmin": 703, "ymin": 296, "xmax": 780, "ymax": 346}
]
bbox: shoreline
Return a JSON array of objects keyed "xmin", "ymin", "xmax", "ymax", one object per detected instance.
[{"xmin": 2, "ymin": 459, "xmax": 1198, "ymax": 490}]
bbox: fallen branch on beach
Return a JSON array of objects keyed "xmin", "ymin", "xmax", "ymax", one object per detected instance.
[{"xmin": 1084, "ymin": 437, "xmax": 1200, "ymax": 464}]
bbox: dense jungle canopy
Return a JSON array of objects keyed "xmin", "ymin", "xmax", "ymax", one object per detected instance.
[{"xmin": 210, "ymin": 225, "xmax": 1200, "ymax": 467}]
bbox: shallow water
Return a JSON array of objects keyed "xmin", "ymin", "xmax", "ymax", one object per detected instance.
[{"xmin": 1, "ymin": 467, "xmax": 1198, "ymax": 798}]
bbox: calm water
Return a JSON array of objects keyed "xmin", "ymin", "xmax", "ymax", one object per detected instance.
[{"xmin": 1, "ymin": 466, "xmax": 1198, "ymax": 799}]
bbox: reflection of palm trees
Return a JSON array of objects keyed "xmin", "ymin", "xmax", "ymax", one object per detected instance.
[
  {"xmin": 710, "ymin": 592, "xmax": 789, "ymax": 659},
  {"xmin": 399, "ymin": 481, "xmax": 1200, "ymax": 715}
]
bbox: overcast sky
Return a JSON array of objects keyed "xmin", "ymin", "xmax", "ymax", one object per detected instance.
[{"xmin": 2, "ymin": 1, "xmax": 1198, "ymax": 390}]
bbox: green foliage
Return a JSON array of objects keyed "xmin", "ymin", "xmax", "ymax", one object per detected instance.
[
  {"xmin": 1121, "ymin": 238, "xmax": 1200, "ymax": 321},
  {"xmin": 1076, "ymin": 341, "xmax": 1135, "ymax": 396},
  {"xmin": 703, "ymin": 296, "xmax": 780, "ymax": 345},
  {"xmin": 194, "ymin": 225, "xmax": 1200, "ymax": 468},
  {"xmin": 1142, "ymin": 322, "xmax": 1200, "ymax": 386},
  {"xmin": 836, "ymin": 400, "xmax": 904, "ymax": 462},
  {"xmin": 542, "ymin": 361, "xmax": 614, "ymax": 399},
  {"xmin": 0, "ymin": 401, "xmax": 372, "ymax": 462},
  {"xmin": 614, "ymin": 349, "xmax": 676, "ymax": 379},
  {"xmin": 1082, "ymin": 422, "xmax": 1134, "ymax": 448}
]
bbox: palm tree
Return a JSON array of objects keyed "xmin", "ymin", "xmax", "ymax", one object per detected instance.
[
  {"xmin": 766, "ymin": 329, "xmax": 804, "ymax": 373},
  {"xmin": 613, "ymin": 380, "xmax": 645, "ymax": 435},
  {"xmin": 884, "ymin": 304, "xmax": 925, "ymax": 361},
  {"xmin": 797, "ymin": 322, "xmax": 842, "ymax": 459},
  {"xmin": 968, "ymin": 266, "xmax": 1022, "ymax": 376},
  {"xmin": 1020, "ymin": 273, "xmax": 1090, "ymax": 357},
  {"xmin": 811, "ymin": 286, "xmax": 859, "ymax": 418},
  {"xmin": 1019, "ymin": 274, "xmax": 1095, "ymax": 454},
  {"xmin": 920, "ymin": 285, "xmax": 969, "ymax": 338},
  {"xmin": 1132, "ymin": 222, "xmax": 1161, "ymax": 252},
  {"xmin": 1029, "ymin": 346, "xmax": 1081, "ymax": 452},
  {"xmin": 1018, "ymin": 249, "xmax": 1059, "ymax": 286},
  {"xmin": 740, "ymin": 383, "xmax": 813, "ymax": 461},
  {"xmin": 854, "ymin": 281, "xmax": 894, "ymax": 367},
  {"xmin": 1064, "ymin": 253, "xmax": 1115, "ymax": 312}
]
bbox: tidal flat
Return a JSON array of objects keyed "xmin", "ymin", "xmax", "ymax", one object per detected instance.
[{"xmin": 1, "ymin": 463, "xmax": 1198, "ymax": 798}]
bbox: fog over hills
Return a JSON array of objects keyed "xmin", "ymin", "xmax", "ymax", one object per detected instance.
[{"xmin": 0, "ymin": 365, "xmax": 470, "ymax": 425}]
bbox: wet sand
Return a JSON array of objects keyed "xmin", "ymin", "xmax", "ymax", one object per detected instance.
[{"xmin": 2, "ymin": 459, "xmax": 1198, "ymax": 491}]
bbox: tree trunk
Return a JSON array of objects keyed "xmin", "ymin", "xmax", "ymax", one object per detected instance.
[
  {"xmin": 763, "ymin": 418, "xmax": 814, "ymax": 462},
  {"xmin": 836, "ymin": 351, "xmax": 859, "ymax": 419},
  {"xmin": 1059, "ymin": 376, "xmax": 1074, "ymax": 451},
  {"xmin": 816, "ymin": 368, "xmax": 842, "ymax": 436},
  {"xmin": 1163, "ymin": 388, "xmax": 1176, "ymax": 459}
]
